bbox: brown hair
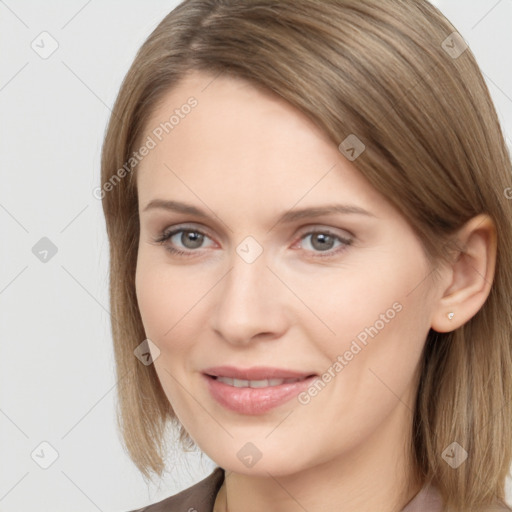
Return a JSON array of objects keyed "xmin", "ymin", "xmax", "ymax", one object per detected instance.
[{"xmin": 100, "ymin": 1, "xmax": 512, "ymax": 510}]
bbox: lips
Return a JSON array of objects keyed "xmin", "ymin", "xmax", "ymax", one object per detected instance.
[{"xmin": 202, "ymin": 365, "xmax": 317, "ymax": 415}]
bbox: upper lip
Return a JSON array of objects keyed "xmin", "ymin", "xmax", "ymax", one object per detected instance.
[{"xmin": 203, "ymin": 365, "xmax": 316, "ymax": 380}]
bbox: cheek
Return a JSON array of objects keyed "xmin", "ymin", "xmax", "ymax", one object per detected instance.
[
  {"xmin": 134, "ymin": 257, "xmax": 202, "ymax": 409},
  {"xmin": 294, "ymin": 257, "xmax": 428, "ymax": 355},
  {"xmin": 135, "ymin": 252, "xmax": 177, "ymax": 341},
  {"xmin": 135, "ymin": 253, "xmax": 212, "ymax": 350},
  {"xmin": 300, "ymin": 248, "xmax": 431, "ymax": 403}
]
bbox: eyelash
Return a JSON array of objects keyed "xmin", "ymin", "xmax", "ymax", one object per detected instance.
[{"xmin": 153, "ymin": 226, "xmax": 353, "ymax": 259}]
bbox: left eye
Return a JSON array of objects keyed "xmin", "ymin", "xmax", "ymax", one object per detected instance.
[{"xmin": 299, "ymin": 231, "xmax": 351, "ymax": 253}]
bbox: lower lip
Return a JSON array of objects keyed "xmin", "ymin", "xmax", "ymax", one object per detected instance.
[{"xmin": 203, "ymin": 374, "xmax": 317, "ymax": 415}]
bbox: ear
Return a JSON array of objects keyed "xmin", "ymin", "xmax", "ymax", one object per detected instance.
[{"xmin": 430, "ymin": 214, "xmax": 497, "ymax": 333}]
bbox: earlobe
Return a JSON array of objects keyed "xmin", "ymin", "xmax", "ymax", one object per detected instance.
[{"xmin": 430, "ymin": 214, "xmax": 497, "ymax": 333}]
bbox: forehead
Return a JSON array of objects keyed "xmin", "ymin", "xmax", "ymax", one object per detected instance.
[{"xmin": 135, "ymin": 70, "xmax": 386, "ymax": 219}]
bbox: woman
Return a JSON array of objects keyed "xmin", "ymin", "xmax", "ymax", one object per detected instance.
[{"xmin": 100, "ymin": 1, "xmax": 512, "ymax": 510}]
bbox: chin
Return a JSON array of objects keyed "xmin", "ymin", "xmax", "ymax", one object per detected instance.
[{"xmin": 198, "ymin": 440, "xmax": 315, "ymax": 477}]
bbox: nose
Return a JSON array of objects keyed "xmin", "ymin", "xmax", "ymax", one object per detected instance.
[{"xmin": 210, "ymin": 247, "xmax": 289, "ymax": 346}]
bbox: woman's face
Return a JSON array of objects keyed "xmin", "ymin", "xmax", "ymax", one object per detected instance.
[{"xmin": 135, "ymin": 70, "xmax": 441, "ymax": 476}]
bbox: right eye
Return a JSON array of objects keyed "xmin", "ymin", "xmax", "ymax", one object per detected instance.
[{"xmin": 154, "ymin": 227, "xmax": 216, "ymax": 256}]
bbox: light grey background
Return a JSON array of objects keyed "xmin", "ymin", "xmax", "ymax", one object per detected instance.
[{"xmin": 1, "ymin": 1, "xmax": 511, "ymax": 511}]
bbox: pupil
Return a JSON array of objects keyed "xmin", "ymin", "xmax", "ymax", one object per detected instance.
[
  {"xmin": 312, "ymin": 233, "xmax": 334, "ymax": 251},
  {"xmin": 182, "ymin": 231, "xmax": 204, "ymax": 249}
]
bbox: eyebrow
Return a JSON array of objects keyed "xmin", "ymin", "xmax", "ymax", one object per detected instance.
[{"xmin": 142, "ymin": 199, "xmax": 376, "ymax": 224}]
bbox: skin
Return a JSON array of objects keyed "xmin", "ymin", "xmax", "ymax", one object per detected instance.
[{"xmin": 134, "ymin": 70, "xmax": 496, "ymax": 512}]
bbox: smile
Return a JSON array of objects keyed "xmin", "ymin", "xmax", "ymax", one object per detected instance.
[
  {"xmin": 202, "ymin": 369, "xmax": 318, "ymax": 415},
  {"xmin": 214, "ymin": 376, "xmax": 307, "ymax": 388}
]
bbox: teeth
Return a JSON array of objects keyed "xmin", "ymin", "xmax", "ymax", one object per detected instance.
[{"xmin": 216, "ymin": 376, "xmax": 303, "ymax": 388}]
